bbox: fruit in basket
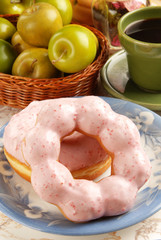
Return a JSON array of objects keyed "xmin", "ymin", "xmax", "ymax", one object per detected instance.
[
  {"xmin": 0, "ymin": 18, "xmax": 16, "ymax": 41},
  {"xmin": 48, "ymin": 24, "xmax": 98, "ymax": 73},
  {"xmin": 0, "ymin": 0, "xmax": 32, "ymax": 15},
  {"xmin": 35, "ymin": 0, "xmax": 73, "ymax": 25},
  {"xmin": 11, "ymin": 31, "xmax": 33, "ymax": 54},
  {"xmin": 17, "ymin": 2, "xmax": 63, "ymax": 47},
  {"xmin": 12, "ymin": 48, "xmax": 61, "ymax": 78},
  {"xmin": 0, "ymin": 39, "xmax": 17, "ymax": 74}
]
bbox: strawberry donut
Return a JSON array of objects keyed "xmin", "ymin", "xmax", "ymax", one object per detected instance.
[
  {"xmin": 3, "ymin": 100, "xmax": 110, "ymax": 182},
  {"xmin": 3, "ymin": 96, "xmax": 151, "ymax": 222},
  {"xmin": 4, "ymin": 131, "xmax": 110, "ymax": 182}
]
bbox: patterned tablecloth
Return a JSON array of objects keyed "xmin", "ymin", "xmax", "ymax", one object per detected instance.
[{"xmin": 0, "ymin": 88, "xmax": 161, "ymax": 240}]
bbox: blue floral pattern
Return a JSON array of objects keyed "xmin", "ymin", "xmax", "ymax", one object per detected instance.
[{"xmin": 0, "ymin": 97, "xmax": 161, "ymax": 236}]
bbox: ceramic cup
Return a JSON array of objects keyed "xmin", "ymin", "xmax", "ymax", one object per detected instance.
[{"xmin": 118, "ymin": 6, "xmax": 161, "ymax": 92}]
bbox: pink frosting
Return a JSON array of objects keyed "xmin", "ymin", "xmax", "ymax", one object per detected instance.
[
  {"xmin": 3, "ymin": 101, "xmax": 107, "ymax": 171},
  {"xmin": 3, "ymin": 96, "xmax": 151, "ymax": 222},
  {"xmin": 59, "ymin": 132, "xmax": 107, "ymax": 171}
]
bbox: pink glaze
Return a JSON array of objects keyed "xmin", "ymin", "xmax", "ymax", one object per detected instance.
[
  {"xmin": 3, "ymin": 101, "xmax": 107, "ymax": 171},
  {"xmin": 60, "ymin": 132, "xmax": 107, "ymax": 171},
  {"xmin": 3, "ymin": 96, "xmax": 151, "ymax": 222}
]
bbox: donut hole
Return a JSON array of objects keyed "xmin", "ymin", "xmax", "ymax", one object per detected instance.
[{"xmin": 59, "ymin": 131, "xmax": 111, "ymax": 180}]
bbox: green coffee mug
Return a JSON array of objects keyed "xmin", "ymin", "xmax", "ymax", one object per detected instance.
[{"xmin": 118, "ymin": 6, "xmax": 161, "ymax": 92}]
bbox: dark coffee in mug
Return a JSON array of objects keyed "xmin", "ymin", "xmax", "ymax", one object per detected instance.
[
  {"xmin": 125, "ymin": 18, "xmax": 161, "ymax": 43},
  {"xmin": 118, "ymin": 6, "xmax": 161, "ymax": 91}
]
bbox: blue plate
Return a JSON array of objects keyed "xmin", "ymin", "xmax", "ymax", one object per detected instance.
[{"xmin": 0, "ymin": 97, "xmax": 161, "ymax": 236}]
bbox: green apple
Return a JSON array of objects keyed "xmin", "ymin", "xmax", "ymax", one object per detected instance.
[
  {"xmin": 12, "ymin": 48, "xmax": 61, "ymax": 78},
  {"xmin": 35, "ymin": 0, "xmax": 73, "ymax": 25},
  {"xmin": 48, "ymin": 24, "xmax": 99, "ymax": 73},
  {"xmin": 0, "ymin": 0, "xmax": 32, "ymax": 14},
  {"xmin": 0, "ymin": 39, "xmax": 17, "ymax": 74},
  {"xmin": 17, "ymin": 2, "xmax": 63, "ymax": 47},
  {"xmin": 0, "ymin": 17, "xmax": 16, "ymax": 41},
  {"xmin": 11, "ymin": 31, "xmax": 33, "ymax": 54}
]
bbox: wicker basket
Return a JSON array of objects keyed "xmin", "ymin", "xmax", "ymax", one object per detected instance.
[{"xmin": 0, "ymin": 14, "xmax": 109, "ymax": 109}]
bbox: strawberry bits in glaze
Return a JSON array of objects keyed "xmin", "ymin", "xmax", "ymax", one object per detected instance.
[{"xmin": 3, "ymin": 96, "xmax": 151, "ymax": 222}]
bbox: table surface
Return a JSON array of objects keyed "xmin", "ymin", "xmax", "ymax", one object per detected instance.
[{"xmin": 1, "ymin": 83, "xmax": 161, "ymax": 240}]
